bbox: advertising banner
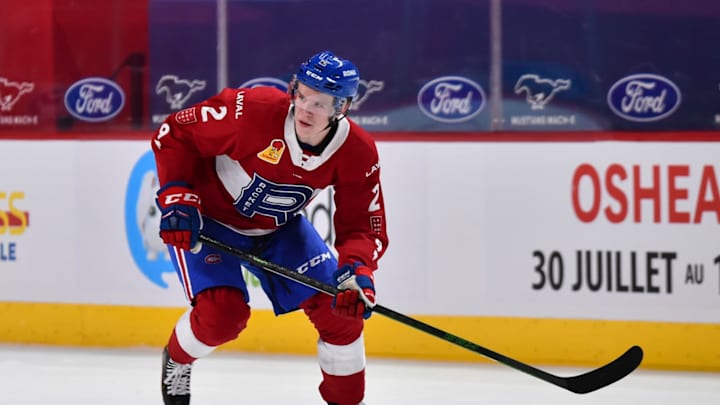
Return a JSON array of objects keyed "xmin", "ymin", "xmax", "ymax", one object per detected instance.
[
  {"xmin": 148, "ymin": 0, "xmax": 492, "ymax": 132},
  {"xmin": 0, "ymin": 1, "xmax": 55, "ymax": 131},
  {"xmin": 378, "ymin": 141, "xmax": 720, "ymax": 323},
  {"xmin": 148, "ymin": 1, "xmax": 218, "ymax": 127},
  {"xmin": 143, "ymin": 0, "xmax": 720, "ymax": 133},
  {"xmin": 0, "ymin": 138, "xmax": 718, "ymax": 325},
  {"xmin": 501, "ymin": 1, "xmax": 720, "ymax": 132}
]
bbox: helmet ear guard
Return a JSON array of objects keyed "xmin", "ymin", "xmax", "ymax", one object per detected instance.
[{"xmin": 334, "ymin": 95, "xmax": 353, "ymax": 117}]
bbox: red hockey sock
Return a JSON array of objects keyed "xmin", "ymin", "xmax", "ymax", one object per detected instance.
[
  {"xmin": 166, "ymin": 287, "xmax": 250, "ymax": 364},
  {"xmin": 167, "ymin": 330, "xmax": 195, "ymax": 364},
  {"xmin": 320, "ymin": 369, "xmax": 365, "ymax": 405}
]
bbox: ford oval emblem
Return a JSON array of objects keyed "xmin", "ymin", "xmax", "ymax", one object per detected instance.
[
  {"xmin": 238, "ymin": 77, "xmax": 288, "ymax": 92},
  {"xmin": 607, "ymin": 74, "xmax": 681, "ymax": 122},
  {"xmin": 417, "ymin": 76, "xmax": 485, "ymax": 123},
  {"xmin": 64, "ymin": 77, "xmax": 125, "ymax": 122}
]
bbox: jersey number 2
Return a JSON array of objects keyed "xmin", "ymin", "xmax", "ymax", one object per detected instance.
[{"xmin": 369, "ymin": 184, "xmax": 381, "ymax": 212}]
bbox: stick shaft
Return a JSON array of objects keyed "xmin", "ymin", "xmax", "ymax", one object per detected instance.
[{"xmin": 198, "ymin": 234, "xmax": 642, "ymax": 394}]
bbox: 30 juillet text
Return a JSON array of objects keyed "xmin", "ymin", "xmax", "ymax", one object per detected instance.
[{"xmin": 531, "ymin": 250, "xmax": 718, "ymax": 294}]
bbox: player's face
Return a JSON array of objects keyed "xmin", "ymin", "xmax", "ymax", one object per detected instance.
[{"xmin": 293, "ymin": 83, "xmax": 335, "ymax": 145}]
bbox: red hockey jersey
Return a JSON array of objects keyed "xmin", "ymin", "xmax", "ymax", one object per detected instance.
[{"xmin": 151, "ymin": 86, "xmax": 388, "ymax": 270}]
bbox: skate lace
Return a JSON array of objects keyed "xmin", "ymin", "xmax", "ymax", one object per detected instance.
[{"xmin": 163, "ymin": 358, "xmax": 192, "ymax": 396}]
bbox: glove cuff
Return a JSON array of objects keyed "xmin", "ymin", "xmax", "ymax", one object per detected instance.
[
  {"xmin": 157, "ymin": 183, "xmax": 201, "ymax": 209},
  {"xmin": 336, "ymin": 262, "xmax": 375, "ymax": 291},
  {"xmin": 353, "ymin": 264, "xmax": 373, "ymax": 279},
  {"xmin": 157, "ymin": 181, "xmax": 193, "ymax": 193}
]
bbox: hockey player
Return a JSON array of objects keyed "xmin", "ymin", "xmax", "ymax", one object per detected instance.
[{"xmin": 152, "ymin": 50, "xmax": 388, "ymax": 405}]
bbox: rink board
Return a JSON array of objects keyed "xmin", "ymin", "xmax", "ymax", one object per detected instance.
[
  {"xmin": 0, "ymin": 137, "xmax": 719, "ymax": 371},
  {"xmin": 1, "ymin": 302, "xmax": 718, "ymax": 372}
]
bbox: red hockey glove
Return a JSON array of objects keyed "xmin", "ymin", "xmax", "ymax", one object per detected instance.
[
  {"xmin": 155, "ymin": 182, "xmax": 203, "ymax": 253},
  {"xmin": 332, "ymin": 262, "xmax": 376, "ymax": 320}
]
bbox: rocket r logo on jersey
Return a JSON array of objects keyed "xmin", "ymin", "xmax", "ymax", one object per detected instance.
[{"xmin": 234, "ymin": 173, "xmax": 314, "ymax": 226}]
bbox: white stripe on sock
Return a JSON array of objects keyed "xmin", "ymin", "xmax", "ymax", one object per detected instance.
[
  {"xmin": 175, "ymin": 308, "xmax": 216, "ymax": 358},
  {"xmin": 317, "ymin": 334, "xmax": 366, "ymax": 376}
]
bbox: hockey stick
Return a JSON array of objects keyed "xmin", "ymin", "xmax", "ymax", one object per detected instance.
[{"xmin": 198, "ymin": 233, "xmax": 643, "ymax": 394}]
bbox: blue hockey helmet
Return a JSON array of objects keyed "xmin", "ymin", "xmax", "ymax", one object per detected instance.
[{"xmin": 293, "ymin": 51, "xmax": 360, "ymax": 114}]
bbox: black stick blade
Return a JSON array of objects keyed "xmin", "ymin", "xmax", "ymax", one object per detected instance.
[{"xmin": 562, "ymin": 345, "xmax": 644, "ymax": 394}]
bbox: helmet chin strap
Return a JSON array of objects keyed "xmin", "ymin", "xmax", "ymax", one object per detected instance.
[
  {"xmin": 325, "ymin": 109, "xmax": 350, "ymax": 129},
  {"xmin": 324, "ymin": 115, "xmax": 342, "ymax": 130}
]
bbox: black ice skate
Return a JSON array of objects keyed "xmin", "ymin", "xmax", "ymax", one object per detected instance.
[{"xmin": 161, "ymin": 346, "xmax": 193, "ymax": 405}]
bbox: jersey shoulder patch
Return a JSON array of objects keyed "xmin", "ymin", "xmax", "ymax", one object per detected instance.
[{"xmin": 174, "ymin": 107, "xmax": 198, "ymax": 125}]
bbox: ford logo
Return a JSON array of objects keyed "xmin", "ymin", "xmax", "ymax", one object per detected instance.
[
  {"xmin": 238, "ymin": 77, "xmax": 288, "ymax": 92},
  {"xmin": 64, "ymin": 77, "xmax": 125, "ymax": 122},
  {"xmin": 607, "ymin": 74, "xmax": 681, "ymax": 122},
  {"xmin": 417, "ymin": 76, "xmax": 485, "ymax": 123}
]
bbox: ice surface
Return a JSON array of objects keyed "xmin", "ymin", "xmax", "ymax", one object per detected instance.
[{"xmin": 0, "ymin": 344, "xmax": 717, "ymax": 404}]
